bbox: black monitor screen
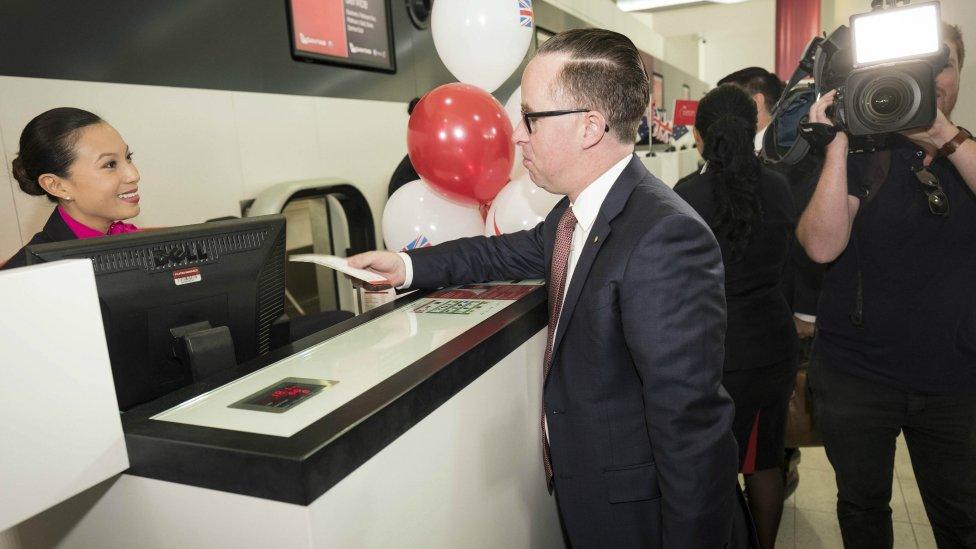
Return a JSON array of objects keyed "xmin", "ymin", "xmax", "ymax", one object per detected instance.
[{"xmin": 26, "ymin": 215, "xmax": 286, "ymax": 411}]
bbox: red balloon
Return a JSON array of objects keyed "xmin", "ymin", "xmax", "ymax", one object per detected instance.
[{"xmin": 407, "ymin": 83, "xmax": 514, "ymax": 204}]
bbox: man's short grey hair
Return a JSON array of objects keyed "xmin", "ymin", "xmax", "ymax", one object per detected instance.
[{"xmin": 537, "ymin": 28, "xmax": 650, "ymax": 143}]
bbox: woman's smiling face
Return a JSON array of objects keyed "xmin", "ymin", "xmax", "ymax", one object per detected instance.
[{"xmin": 54, "ymin": 122, "xmax": 141, "ymax": 230}]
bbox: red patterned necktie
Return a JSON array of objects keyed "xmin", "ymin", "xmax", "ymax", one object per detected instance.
[{"xmin": 541, "ymin": 206, "xmax": 577, "ymax": 490}]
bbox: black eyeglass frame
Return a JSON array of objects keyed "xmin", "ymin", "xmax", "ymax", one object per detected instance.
[
  {"xmin": 522, "ymin": 108, "xmax": 610, "ymax": 134},
  {"xmin": 912, "ymin": 166, "xmax": 950, "ymax": 217}
]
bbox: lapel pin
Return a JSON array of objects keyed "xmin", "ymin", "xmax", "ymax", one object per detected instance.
[{"xmin": 593, "ymin": 236, "xmax": 599, "ymax": 243}]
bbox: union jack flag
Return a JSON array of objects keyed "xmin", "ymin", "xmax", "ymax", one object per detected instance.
[
  {"xmin": 651, "ymin": 108, "xmax": 673, "ymax": 143},
  {"xmin": 403, "ymin": 235, "xmax": 431, "ymax": 251},
  {"xmin": 519, "ymin": 0, "xmax": 533, "ymax": 28}
]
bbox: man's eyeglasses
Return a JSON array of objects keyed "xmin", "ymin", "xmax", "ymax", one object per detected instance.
[
  {"xmin": 522, "ymin": 108, "xmax": 610, "ymax": 134},
  {"xmin": 912, "ymin": 166, "xmax": 949, "ymax": 216}
]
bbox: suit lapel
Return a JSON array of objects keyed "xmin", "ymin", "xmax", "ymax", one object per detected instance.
[{"xmin": 546, "ymin": 156, "xmax": 648, "ymax": 377}]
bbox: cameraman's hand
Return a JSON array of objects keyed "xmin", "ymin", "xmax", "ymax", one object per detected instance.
[
  {"xmin": 809, "ymin": 90, "xmax": 848, "ymax": 158},
  {"xmin": 347, "ymin": 251, "xmax": 406, "ymax": 289},
  {"xmin": 902, "ymin": 109, "xmax": 958, "ymax": 163}
]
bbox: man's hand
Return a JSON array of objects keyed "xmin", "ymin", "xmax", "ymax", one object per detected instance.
[
  {"xmin": 347, "ymin": 251, "xmax": 406, "ymax": 289},
  {"xmin": 794, "ymin": 316, "xmax": 816, "ymax": 340},
  {"xmin": 902, "ymin": 109, "xmax": 958, "ymax": 161},
  {"xmin": 809, "ymin": 90, "xmax": 849, "ymax": 159}
]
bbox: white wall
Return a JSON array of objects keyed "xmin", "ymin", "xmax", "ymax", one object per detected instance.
[
  {"xmin": 0, "ymin": 77, "xmax": 409, "ymax": 262},
  {"xmin": 649, "ymin": 0, "xmax": 776, "ymax": 86},
  {"xmin": 664, "ymin": 35, "xmax": 701, "ymax": 80},
  {"xmin": 545, "ymin": 0, "xmax": 665, "ymax": 57}
]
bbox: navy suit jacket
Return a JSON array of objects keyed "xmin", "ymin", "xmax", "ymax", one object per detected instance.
[{"xmin": 408, "ymin": 156, "xmax": 745, "ymax": 548}]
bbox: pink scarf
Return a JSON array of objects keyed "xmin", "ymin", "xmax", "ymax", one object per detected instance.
[{"xmin": 58, "ymin": 205, "xmax": 140, "ymax": 239}]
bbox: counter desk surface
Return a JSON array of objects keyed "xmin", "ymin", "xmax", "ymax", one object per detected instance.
[{"xmin": 121, "ymin": 281, "xmax": 547, "ymax": 506}]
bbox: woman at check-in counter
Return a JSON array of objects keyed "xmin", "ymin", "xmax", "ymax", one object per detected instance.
[{"xmin": 2, "ymin": 107, "xmax": 140, "ymax": 270}]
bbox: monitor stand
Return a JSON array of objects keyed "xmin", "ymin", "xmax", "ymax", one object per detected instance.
[{"xmin": 170, "ymin": 322, "xmax": 237, "ymax": 382}]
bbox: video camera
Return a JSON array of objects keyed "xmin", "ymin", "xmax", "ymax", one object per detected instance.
[{"xmin": 762, "ymin": 1, "xmax": 949, "ymax": 165}]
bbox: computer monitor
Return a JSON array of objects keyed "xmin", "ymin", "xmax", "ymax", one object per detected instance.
[{"xmin": 26, "ymin": 215, "xmax": 286, "ymax": 411}]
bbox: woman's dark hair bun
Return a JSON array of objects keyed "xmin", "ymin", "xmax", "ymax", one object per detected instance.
[
  {"xmin": 11, "ymin": 107, "xmax": 103, "ymax": 203},
  {"xmin": 12, "ymin": 156, "xmax": 45, "ymax": 196}
]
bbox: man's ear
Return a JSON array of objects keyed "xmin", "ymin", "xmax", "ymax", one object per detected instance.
[
  {"xmin": 581, "ymin": 111, "xmax": 609, "ymax": 149},
  {"xmin": 753, "ymin": 93, "xmax": 767, "ymax": 113}
]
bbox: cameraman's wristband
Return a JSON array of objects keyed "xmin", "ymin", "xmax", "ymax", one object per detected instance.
[{"xmin": 939, "ymin": 126, "xmax": 973, "ymax": 158}]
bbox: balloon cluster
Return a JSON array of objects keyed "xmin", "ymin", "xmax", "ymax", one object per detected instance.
[{"xmin": 383, "ymin": 1, "xmax": 561, "ymax": 251}]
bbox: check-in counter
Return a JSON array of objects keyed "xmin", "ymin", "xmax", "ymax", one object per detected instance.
[{"xmin": 14, "ymin": 282, "xmax": 562, "ymax": 549}]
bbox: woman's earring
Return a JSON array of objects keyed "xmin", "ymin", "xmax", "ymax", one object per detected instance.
[{"xmin": 63, "ymin": 196, "xmax": 72, "ymax": 201}]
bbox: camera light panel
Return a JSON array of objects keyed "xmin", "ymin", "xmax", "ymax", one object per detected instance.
[{"xmin": 852, "ymin": 2, "xmax": 941, "ymax": 66}]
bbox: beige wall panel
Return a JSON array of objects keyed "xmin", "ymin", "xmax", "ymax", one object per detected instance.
[
  {"xmin": 231, "ymin": 92, "xmax": 321, "ymax": 200},
  {"xmin": 312, "ymin": 98, "xmax": 409, "ymax": 250}
]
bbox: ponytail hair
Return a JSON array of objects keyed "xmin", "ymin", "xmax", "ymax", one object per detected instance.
[{"xmin": 695, "ymin": 84, "xmax": 763, "ymax": 259}]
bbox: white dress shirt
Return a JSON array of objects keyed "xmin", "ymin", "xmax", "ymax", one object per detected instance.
[{"xmin": 755, "ymin": 124, "xmax": 768, "ymax": 154}]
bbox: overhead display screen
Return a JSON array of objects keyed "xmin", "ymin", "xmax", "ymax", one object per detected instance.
[{"xmin": 288, "ymin": 0, "xmax": 395, "ymax": 72}]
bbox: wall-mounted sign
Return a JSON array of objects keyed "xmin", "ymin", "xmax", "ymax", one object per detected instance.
[
  {"xmin": 673, "ymin": 99, "xmax": 699, "ymax": 127},
  {"xmin": 288, "ymin": 0, "xmax": 396, "ymax": 73}
]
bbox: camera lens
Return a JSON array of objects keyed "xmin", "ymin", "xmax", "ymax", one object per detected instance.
[
  {"xmin": 853, "ymin": 73, "xmax": 919, "ymax": 131},
  {"xmin": 870, "ymin": 87, "xmax": 901, "ymax": 116}
]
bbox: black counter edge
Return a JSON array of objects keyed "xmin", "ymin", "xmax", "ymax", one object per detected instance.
[{"xmin": 122, "ymin": 288, "xmax": 547, "ymax": 505}]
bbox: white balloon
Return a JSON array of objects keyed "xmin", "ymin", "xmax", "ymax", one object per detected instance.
[
  {"xmin": 484, "ymin": 174, "xmax": 562, "ymax": 236},
  {"xmin": 503, "ymin": 87, "xmax": 528, "ymax": 179},
  {"xmin": 432, "ymin": 0, "xmax": 534, "ymax": 93},
  {"xmin": 383, "ymin": 180, "xmax": 485, "ymax": 251}
]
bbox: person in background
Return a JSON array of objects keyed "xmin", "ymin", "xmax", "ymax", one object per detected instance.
[
  {"xmin": 717, "ymin": 67, "xmax": 784, "ymax": 155},
  {"xmin": 675, "ymin": 84, "xmax": 798, "ymax": 549},
  {"xmin": 800, "ymin": 23, "xmax": 976, "ymax": 548},
  {"xmin": 719, "ymin": 65, "xmax": 824, "ymax": 497},
  {"xmin": 350, "ymin": 28, "xmax": 750, "ymax": 548},
  {"xmin": 2, "ymin": 107, "xmax": 140, "ymax": 270},
  {"xmin": 387, "ymin": 97, "xmax": 421, "ymax": 197}
]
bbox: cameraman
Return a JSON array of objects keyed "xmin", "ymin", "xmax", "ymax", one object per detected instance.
[{"xmin": 799, "ymin": 23, "xmax": 976, "ymax": 548}]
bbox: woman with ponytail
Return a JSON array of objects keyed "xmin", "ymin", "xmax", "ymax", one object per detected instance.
[
  {"xmin": 2, "ymin": 108, "xmax": 141, "ymax": 270},
  {"xmin": 675, "ymin": 84, "xmax": 798, "ymax": 549}
]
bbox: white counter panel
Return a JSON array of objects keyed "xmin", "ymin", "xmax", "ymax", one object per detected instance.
[
  {"xmin": 0, "ymin": 260, "xmax": 127, "ymax": 531},
  {"xmin": 153, "ymin": 287, "xmax": 538, "ymax": 437}
]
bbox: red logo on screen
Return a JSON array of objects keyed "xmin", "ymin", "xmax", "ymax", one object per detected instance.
[
  {"xmin": 291, "ymin": 0, "xmax": 349, "ymax": 58},
  {"xmin": 673, "ymin": 100, "xmax": 699, "ymax": 126}
]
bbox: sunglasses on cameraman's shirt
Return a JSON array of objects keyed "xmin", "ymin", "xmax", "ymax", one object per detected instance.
[
  {"xmin": 522, "ymin": 108, "xmax": 610, "ymax": 134},
  {"xmin": 912, "ymin": 166, "xmax": 949, "ymax": 217}
]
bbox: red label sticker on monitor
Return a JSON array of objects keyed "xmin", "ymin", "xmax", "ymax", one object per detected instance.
[{"xmin": 172, "ymin": 267, "xmax": 202, "ymax": 286}]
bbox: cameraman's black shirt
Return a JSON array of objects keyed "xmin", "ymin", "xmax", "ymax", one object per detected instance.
[{"xmin": 816, "ymin": 135, "xmax": 976, "ymax": 395}]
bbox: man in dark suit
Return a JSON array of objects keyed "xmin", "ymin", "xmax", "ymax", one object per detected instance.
[{"xmin": 350, "ymin": 29, "xmax": 744, "ymax": 548}]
